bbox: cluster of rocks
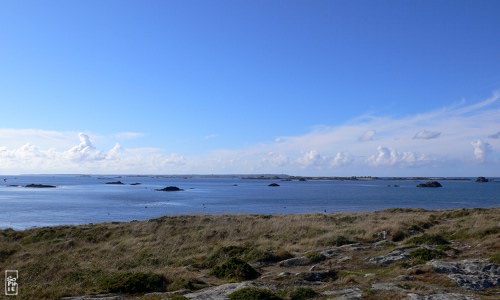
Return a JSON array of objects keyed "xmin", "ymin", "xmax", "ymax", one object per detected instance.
[
  {"xmin": 428, "ymin": 260, "xmax": 500, "ymax": 290},
  {"xmin": 60, "ymin": 243, "xmax": 499, "ymax": 300}
]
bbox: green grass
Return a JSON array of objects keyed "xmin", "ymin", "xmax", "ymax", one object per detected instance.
[
  {"xmin": 289, "ymin": 287, "xmax": 319, "ymax": 300},
  {"xmin": 0, "ymin": 207, "xmax": 498, "ymax": 299}
]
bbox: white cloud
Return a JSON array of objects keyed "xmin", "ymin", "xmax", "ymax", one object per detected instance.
[
  {"xmin": 471, "ymin": 139, "xmax": 492, "ymax": 162},
  {"xmin": 413, "ymin": 130, "xmax": 441, "ymax": 140},
  {"xmin": 332, "ymin": 152, "xmax": 353, "ymax": 167},
  {"xmin": 367, "ymin": 146, "xmax": 428, "ymax": 167},
  {"xmin": 359, "ymin": 130, "xmax": 376, "ymax": 141},
  {"xmin": 64, "ymin": 133, "xmax": 105, "ymax": 161},
  {"xmin": 204, "ymin": 134, "xmax": 217, "ymax": 140},
  {"xmin": 262, "ymin": 152, "xmax": 289, "ymax": 167},
  {"xmin": 297, "ymin": 150, "xmax": 327, "ymax": 167},
  {"xmin": 107, "ymin": 143, "xmax": 121, "ymax": 159},
  {"xmin": 488, "ymin": 131, "xmax": 500, "ymax": 139},
  {"xmin": 115, "ymin": 132, "xmax": 145, "ymax": 139},
  {"xmin": 0, "ymin": 93, "xmax": 498, "ymax": 175}
]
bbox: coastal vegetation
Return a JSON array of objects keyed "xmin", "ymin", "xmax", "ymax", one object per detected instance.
[{"xmin": 0, "ymin": 207, "xmax": 498, "ymax": 299}]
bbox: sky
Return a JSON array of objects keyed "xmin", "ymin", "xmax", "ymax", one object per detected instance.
[{"xmin": 0, "ymin": 0, "xmax": 499, "ymax": 176}]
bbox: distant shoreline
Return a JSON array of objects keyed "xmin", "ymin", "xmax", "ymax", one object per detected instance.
[{"xmin": 2, "ymin": 173, "xmax": 499, "ymax": 181}]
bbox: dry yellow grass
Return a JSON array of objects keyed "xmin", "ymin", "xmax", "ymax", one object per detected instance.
[{"xmin": 0, "ymin": 207, "xmax": 498, "ymax": 299}]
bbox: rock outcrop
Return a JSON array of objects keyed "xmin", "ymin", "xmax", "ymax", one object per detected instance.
[
  {"xmin": 368, "ymin": 247, "xmax": 417, "ymax": 265},
  {"xmin": 278, "ymin": 256, "xmax": 311, "ymax": 267},
  {"xmin": 184, "ymin": 282, "xmax": 255, "ymax": 300},
  {"xmin": 428, "ymin": 260, "xmax": 500, "ymax": 290},
  {"xmin": 25, "ymin": 184, "xmax": 56, "ymax": 188},
  {"xmin": 407, "ymin": 293, "xmax": 479, "ymax": 300},
  {"xmin": 417, "ymin": 181, "xmax": 443, "ymax": 188},
  {"xmin": 105, "ymin": 181, "xmax": 124, "ymax": 185},
  {"xmin": 155, "ymin": 186, "xmax": 183, "ymax": 192}
]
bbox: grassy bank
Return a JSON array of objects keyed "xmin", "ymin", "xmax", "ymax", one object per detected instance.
[{"xmin": 1, "ymin": 207, "xmax": 499, "ymax": 299}]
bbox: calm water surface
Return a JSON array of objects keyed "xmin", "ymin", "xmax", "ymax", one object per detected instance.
[{"xmin": 0, "ymin": 175, "xmax": 498, "ymax": 229}]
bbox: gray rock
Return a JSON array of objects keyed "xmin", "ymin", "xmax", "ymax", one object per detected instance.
[
  {"xmin": 428, "ymin": 260, "xmax": 500, "ymax": 290},
  {"xmin": 371, "ymin": 282, "xmax": 405, "ymax": 291},
  {"xmin": 278, "ymin": 256, "xmax": 311, "ymax": 267},
  {"xmin": 338, "ymin": 243, "xmax": 369, "ymax": 251},
  {"xmin": 319, "ymin": 249, "xmax": 337, "ymax": 257},
  {"xmin": 184, "ymin": 282, "xmax": 254, "ymax": 300},
  {"xmin": 323, "ymin": 288, "xmax": 362, "ymax": 299},
  {"xmin": 398, "ymin": 275, "xmax": 416, "ymax": 281},
  {"xmin": 368, "ymin": 247, "xmax": 417, "ymax": 265},
  {"xmin": 407, "ymin": 293, "xmax": 479, "ymax": 300},
  {"xmin": 276, "ymin": 271, "xmax": 291, "ymax": 278}
]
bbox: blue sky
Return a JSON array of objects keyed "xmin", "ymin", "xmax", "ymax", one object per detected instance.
[{"xmin": 1, "ymin": 0, "xmax": 499, "ymax": 176}]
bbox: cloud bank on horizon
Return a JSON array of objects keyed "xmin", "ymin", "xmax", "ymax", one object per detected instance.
[{"xmin": 0, "ymin": 93, "xmax": 499, "ymax": 176}]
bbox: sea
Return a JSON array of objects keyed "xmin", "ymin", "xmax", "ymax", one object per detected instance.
[{"xmin": 0, "ymin": 175, "xmax": 498, "ymax": 229}]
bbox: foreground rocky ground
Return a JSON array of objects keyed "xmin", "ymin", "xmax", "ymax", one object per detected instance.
[{"xmin": 1, "ymin": 208, "xmax": 498, "ymax": 299}]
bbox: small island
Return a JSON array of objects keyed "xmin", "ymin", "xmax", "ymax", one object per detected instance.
[
  {"xmin": 156, "ymin": 186, "xmax": 183, "ymax": 192},
  {"xmin": 24, "ymin": 184, "xmax": 57, "ymax": 188},
  {"xmin": 416, "ymin": 181, "xmax": 442, "ymax": 188},
  {"xmin": 475, "ymin": 176, "xmax": 489, "ymax": 182},
  {"xmin": 105, "ymin": 181, "xmax": 125, "ymax": 185},
  {"xmin": 268, "ymin": 183, "xmax": 280, "ymax": 187}
]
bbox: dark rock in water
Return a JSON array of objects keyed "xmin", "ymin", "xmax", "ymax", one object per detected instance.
[
  {"xmin": 416, "ymin": 181, "xmax": 442, "ymax": 188},
  {"xmin": 475, "ymin": 177, "xmax": 489, "ymax": 183},
  {"xmin": 298, "ymin": 178, "xmax": 307, "ymax": 181},
  {"xmin": 130, "ymin": 183, "xmax": 142, "ymax": 186},
  {"xmin": 268, "ymin": 183, "xmax": 280, "ymax": 187},
  {"xmin": 25, "ymin": 184, "xmax": 56, "ymax": 188},
  {"xmin": 156, "ymin": 186, "xmax": 183, "ymax": 192},
  {"xmin": 105, "ymin": 181, "xmax": 124, "ymax": 185}
]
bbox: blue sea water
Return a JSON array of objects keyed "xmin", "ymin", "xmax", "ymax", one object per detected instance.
[{"xmin": 0, "ymin": 175, "xmax": 498, "ymax": 229}]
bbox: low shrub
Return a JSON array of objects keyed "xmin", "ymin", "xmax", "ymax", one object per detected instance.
[
  {"xmin": 210, "ymin": 257, "xmax": 260, "ymax": 281},
  {"xmin": 409, "ymin": 248, "xmax": 445, "ymax": 262},
  {"xmin": 304, "ymin": 252, "xmax": 326, "ymax": 263},
  {"xmin": 102, "ymin": 271, "xmax": 167, "ymax": 293},
  {"xmin": 391, "ymin": 230, "xmax": 408, "ymax": 242},
  {"xmin": 334, "ymin": 235, "xmax": 352, "ymax": 246},
  {"xmin": 289, "ymin": 287, "xmax": 319, "ymax": 300},
  {"xmin": 407, "ymin": 234, "xmax": 450, "ymax": 246},
  {"xmin": 229, "ymin": 287, "xmax": 282, "ymax": 300}
]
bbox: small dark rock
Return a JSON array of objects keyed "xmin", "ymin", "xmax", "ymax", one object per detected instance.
[
  {"xmin": 156, "ymin": 186, "xmax": 183, "ymax": 192},
  {"xmin": 268, "ymin": 183, "xmax": 280, "ymax": 187},
  {"xmin": 130, "ymin": 183, "xmax": 142, "ymax": 185},
  {"xmin": 25, "ymin": 184, "xmax": 56, "ymax": 188},
  {"xmin": 475, "ymin": 177, "xmax": 489, "ymax": 183},
  {"xmin": 299, "ymin": 269, "xmax": 337, "ymax": 282},
  {"xmin": 417, "ymin": 181, "xmax": 442, "ymax": 188},
  {"xmin": 105, "ymin": 181, "xmax": 124, "ymax": 185}
]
